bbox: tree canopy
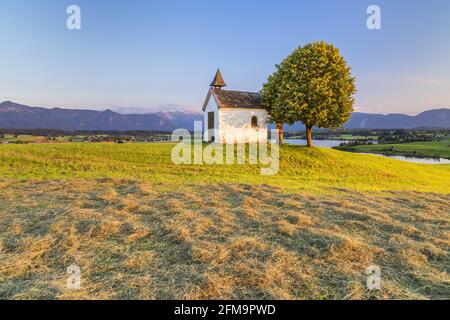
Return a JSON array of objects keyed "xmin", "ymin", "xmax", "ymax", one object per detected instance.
[{"xmin": 261, "ymin": 41, "xmax": 356, "ymax": 147}]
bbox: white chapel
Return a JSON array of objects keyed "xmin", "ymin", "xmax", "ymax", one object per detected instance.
[{"xmin": 202, "ymin": 69, "xmax": 268, "ymax": 144}]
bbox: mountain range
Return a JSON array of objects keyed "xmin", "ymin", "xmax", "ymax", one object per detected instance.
[
  {"xmin": 345, "ymin": 109, "xmax": 450, "ymax": 129},
  {"xmin": 281, "ymin": 108, "xmax": 450, "ymax": 130},
  {"xmin": 0, "ymin": 101, "xmax": 448, "ymax": 131},
  {"xmin": 0, "ymin": 101, "xmax": 202, "ymax": 131}
]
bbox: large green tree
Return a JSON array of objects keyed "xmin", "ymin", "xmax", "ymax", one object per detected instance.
[{"xmin": 261, "ymin": 41, "xmax": 356, "ymax": 147}]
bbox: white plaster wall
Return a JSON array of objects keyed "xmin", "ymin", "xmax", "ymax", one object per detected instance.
[
  {"xmin": 218, "ymin": 108, "xmax": 268, "ymax": 144},
  {"xmin": 203, "ymin": 97, "xmax": 220, "ymax": 142}
]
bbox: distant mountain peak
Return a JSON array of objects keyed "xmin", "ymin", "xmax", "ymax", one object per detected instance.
[
  {"xmin": 101, "ymin": 109, "xmax": 116, "ymax": 114},
  {"xmin": 0, "ymin": 101, "xmax": 19, "ymax": 108}
]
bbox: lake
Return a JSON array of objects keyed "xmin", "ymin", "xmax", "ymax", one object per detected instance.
[
  {"xmin": 361, "ymin": 153, "xmax": 450, "ymax": 165},
  {"xmin": 284, "ymin": 139, "xmax": 450, "ymax": 164},
  {"xmin": 284, "ymin": 139, "xmax": 346, "ymax": 148}
]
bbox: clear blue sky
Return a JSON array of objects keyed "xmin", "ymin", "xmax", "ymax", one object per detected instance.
[{"xmin": 1, "ymin": 0, "xmax": 449, "ymax": 114}]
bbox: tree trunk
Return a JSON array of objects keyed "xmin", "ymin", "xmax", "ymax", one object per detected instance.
[
  {"xmin": 276, "ymin": 123, "xmax": 283, "ymax": 144},
  {"xmin": 306, "ymin": 125, "xmax": 313, "ymax": 147}
]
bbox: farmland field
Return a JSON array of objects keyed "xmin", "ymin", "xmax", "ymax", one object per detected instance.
[{"xmin": 0, "ymin": 143, "xmax": 449, "ymax": 299}]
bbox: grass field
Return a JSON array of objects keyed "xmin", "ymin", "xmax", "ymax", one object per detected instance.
[
  {"xmin": 338, "ymin": 139, "xmax": 450, "ymax": 159},
  {"xmin": 0, "ymin": 143, "xmax": 449, "ymax": 299},
  {"xmin": 0, "ymin": 134, "xmax": 49, "ymax": 143},
  {"xmin": 336, "ymin": 134, "xmax": 377, "ymax": 141},
  {"xmin": 0, "ymin": 134, "xmax": 74, "ymax": 144},
  {"xmin": 0, "ymin": 142, "xmax": 449, "ymax": 193}
]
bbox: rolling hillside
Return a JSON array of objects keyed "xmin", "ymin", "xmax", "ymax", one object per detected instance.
[{"xmin": 0, "ymin": 143, "xmax": 449, "ymax": 192}]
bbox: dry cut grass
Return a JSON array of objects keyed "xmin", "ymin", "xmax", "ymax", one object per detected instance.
[{"xmin": 0, "ymin": 179, "xmax": 448, "ymax": 300}]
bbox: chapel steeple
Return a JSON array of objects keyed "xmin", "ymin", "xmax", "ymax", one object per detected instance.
[{"xmin": 210, "ymin": 68, "xmax": 227, "ymax": 89}]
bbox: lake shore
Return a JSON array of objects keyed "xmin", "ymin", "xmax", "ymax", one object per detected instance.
[{"xmin": 334, "ymin": 139, "xmax": 450, "ymax": 161}]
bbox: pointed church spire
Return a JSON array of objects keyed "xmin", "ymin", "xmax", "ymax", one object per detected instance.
[{"xmin": 210, "ymin": 68, "xmax": 227, "ymax": 89}]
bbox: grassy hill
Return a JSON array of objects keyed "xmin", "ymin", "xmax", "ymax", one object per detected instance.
[
  {"xmin": 0, "ymin": 142, "xmax": 449, "ymax": 193},
  {"xmin": 0, "ymin": 143, "xmax": 449, "ymax": 299}
]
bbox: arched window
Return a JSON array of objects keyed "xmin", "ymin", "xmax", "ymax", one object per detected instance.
[{"xmin": 251, "ymin": 116, "xmax": 258, "ymax": 128}]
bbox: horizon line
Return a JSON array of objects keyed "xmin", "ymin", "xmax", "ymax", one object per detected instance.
[{"xmin": 1, "ymin": 100, "xmax": 448, "ymax": 117}]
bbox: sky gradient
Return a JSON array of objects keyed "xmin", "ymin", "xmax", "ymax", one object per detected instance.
[{"xmin": 1, "ymin": 0, "xmax": 449, "ymax": 114}]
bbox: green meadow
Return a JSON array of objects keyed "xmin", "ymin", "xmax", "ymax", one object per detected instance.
[
  {"xmin": 0, "ymin": 143, "xmax": 449, "ymax": 299},
  {"xmin": 0, "ymin": 142, "xmax": 449, "ymax": 193}
]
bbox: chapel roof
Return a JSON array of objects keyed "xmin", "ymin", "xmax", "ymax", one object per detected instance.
[
  {"xmin": 214, "ymin": 89, "xmax": 262, "ymax": 109},
  {"xmin": 203, "ymin": 69, "xmax": 266, "ymax": 111},
  {"xmin": 202, "ymin": 88, "xmax": 265, "ymax": 111}
]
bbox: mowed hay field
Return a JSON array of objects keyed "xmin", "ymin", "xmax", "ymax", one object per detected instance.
[{"xmin": 0, "ymin": 143, "xmax": 449, "ymax": 299}]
